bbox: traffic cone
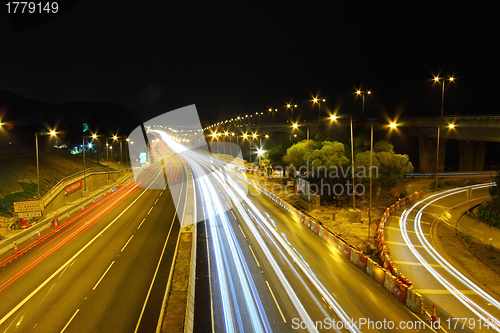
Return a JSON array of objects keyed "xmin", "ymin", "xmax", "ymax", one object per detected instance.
[
  {"xmin": 37, "ymin": 230, "xmax": 41, "ymax": 239},
  {"xmin": 430, "ymin": 304, "xmax": 438, "ymax": 326}
]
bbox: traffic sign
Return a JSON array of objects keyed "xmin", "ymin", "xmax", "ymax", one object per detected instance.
[{"xmin": 13, "ymin": 200, "xmax": 44, "ymax": 213}]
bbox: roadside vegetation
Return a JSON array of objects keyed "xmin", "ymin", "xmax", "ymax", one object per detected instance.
[
  {"xmin": 477, "ymin": 172, "xmax": 500, "ymax": 228},
  {"xmin": 262, "ymin": 133, "xmax": 413, "ymax": 203}
]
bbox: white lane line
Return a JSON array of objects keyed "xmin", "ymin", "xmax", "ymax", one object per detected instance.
[
  {"xmin": 385, "ymin": 241, "xmax": 424, "ymax": 248},
  {"xmin": 265, "ymin": 280, "xmax": 287, "ymax": 324},
  {"xmin": 93, "ymin": 261, "xmax": 115, "ymax": 290},
  {"xmin": 387, "ymin": 226, "xmax": 430, "ymax": 236},
  {"xmin": 0, "ymin": 170, "xmax": 162, "ymax": 328},
  {"xmin": 154, "ymin": 198, "xmax": 159, "ymax": 205},
  {"xmin": 231, "ymin": 211, "xmax": 237, "ymax": 219},
  {"xmin": 248, "ymin": 245, "xmax": 260, "ymax": 267},
  {"xmin": 136, "ymin": 166, "xmax": 185, "ymax": 332},
  {"xmin": 159, "ymin": 192, "xmax": 163, "ymax": 196},
  {"xmin": 147, "ymin": 207, "xmax": 153, "ymax": 215},
  {"xmin": 60, "ymin": 309, "xmax": 79, "ymax": 333},
  {"xmin": 137, "ymin": 218, "xmax": 146, "ymax": 230},
  {"xmin": 393, "ymin": 260, "xmax": 442, "ymax": 268},
  {"xmin": 238, "ymin": 224, "xmax": 246, "ymax": 239},
  {"xmin": 121, "ymin": 235, "xmax": 134, "ymax": 252}
]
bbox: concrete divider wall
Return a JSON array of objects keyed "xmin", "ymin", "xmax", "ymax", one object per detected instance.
[
  {"xmin": 0, "ymin": 171, "xmax": 132, "ymax": 256},
  {"xmin": 237, "ymin": 171, "xmax": 425, "ymax": 314},
  {"xmin": 43, "ymin": 170, "xmax": 121, "ymax": 216}
]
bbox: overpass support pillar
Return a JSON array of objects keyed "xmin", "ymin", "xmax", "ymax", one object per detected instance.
[
  {"xmin": 459, "ymin": 140, "xmax": 485, "ymax": 171},
  {"xmin": 419, "ymin": 136, "xmax": 446, "ymax": 173}
]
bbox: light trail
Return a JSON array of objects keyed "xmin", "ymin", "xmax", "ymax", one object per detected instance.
[
  {"xmin": 400, "ymin": 183, "xmax": 500, "ymax": 331},
  {"xmin": 156, "ymin": 129, "xmax": 361, "ymax": 332}
]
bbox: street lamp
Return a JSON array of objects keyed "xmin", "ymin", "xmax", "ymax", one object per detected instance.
[
  {"xmin": 313, "ymin": 98, "xmax": 325, "ymax": 122},
  {"xmin": 252, "ymin": 133, "xmax": 258, "ymax": 164},
  {"xmin": 106, "ymin": 136, "xmax": 118, "ymax": 180},
  {"xmin": 82, "ymin": 133, "xmax": 99, "ymax": 192},
  {"xmin": 35, "ymin": 130, "xmax": 57, "ymax": 198},
  {"xmin": 433, "ymin": 75, "xmax": 455, "ymax": 189},
  {"xmin": 433, "ymin": 76, "xmax": 455, "ymax": 118},
  {"xmin": 287, "ymin": 104, "xmax": 297, "ymax": 123},
  {"xmin": 355, "ymin": 89, "xmax": 371, "ymax": 119},
  {"xmin": 268, "ymin": 108, "xmax": 277, "ymax": 124},
  {"xmin": 224, "ymin": 131, "xmax": 229, "ymax": 155}
]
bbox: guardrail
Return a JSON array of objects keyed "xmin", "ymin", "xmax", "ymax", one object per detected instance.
[{"xmin": 41, "ymin": 167, "xmax": 118, "ymax": 207}]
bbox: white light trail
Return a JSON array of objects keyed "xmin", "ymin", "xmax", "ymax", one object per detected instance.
[{"xmin": 400, "ymin": 183, "xmax": 500, "ymax": 331}]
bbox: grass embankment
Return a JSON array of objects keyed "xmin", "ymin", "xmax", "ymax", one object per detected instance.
[{"xmin": 0, "ymin": 147, "xmax": 103, "ymax": 217}]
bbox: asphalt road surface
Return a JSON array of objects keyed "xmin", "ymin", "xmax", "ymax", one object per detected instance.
[
  {"xmin": 387, "ymin": 184, "xmax": 500, "ymax": 333},
  {"xmin": 0, "ymin": 152, "xmax": 187, "ymax": 332}
]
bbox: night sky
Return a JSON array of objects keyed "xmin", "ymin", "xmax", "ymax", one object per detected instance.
[{"xmin": 1, "ymin": 2, "xmax": 500, "ymax": 126}]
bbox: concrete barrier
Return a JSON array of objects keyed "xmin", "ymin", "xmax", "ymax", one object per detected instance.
[
  {"xmin": 239, "ymin": 174, "xmax": 425, "ymax": 314},
  {"xmin": 406, "ymin": 287, "xmax": 424, "ymax": 314},
  {"xmin": 384, "ymin": 271, "xmax": 396, "ymax": 293},
  {"xmin": 350, "ymin": 248, "xmax": 360, "ymax": 266}
]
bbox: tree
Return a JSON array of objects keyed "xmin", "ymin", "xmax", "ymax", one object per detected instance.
[
  {"xmin": 263, "ymin": 144, "xmax": 285, "ymax": 167},
  {"xmin": 355, "ymin": 140, "xmax": 414, "ymax": 188}
]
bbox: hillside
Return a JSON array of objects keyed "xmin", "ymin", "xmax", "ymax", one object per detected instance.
[{"xmin": 0, "ymin": 147, "xmax": 104, "ymax": 216}]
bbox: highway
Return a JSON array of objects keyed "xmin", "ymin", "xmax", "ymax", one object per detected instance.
[
  {"xmin": 155, "ymin": 129, "xmax": 450, "ymax": 333},
  {"xmin": 388, "ymin": 184, "xmax": 500, "ymax": 332},
  {"xmin": 0, "ymin": 150, "xmax": 187, "ymax": 332}
]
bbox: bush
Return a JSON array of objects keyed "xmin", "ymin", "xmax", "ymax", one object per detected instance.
[{"xmin": 477, "ymin": 202, "xmax": 500, "ymax": 228}]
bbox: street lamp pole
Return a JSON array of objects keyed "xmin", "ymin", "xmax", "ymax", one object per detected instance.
[
  {"xmin": 356, "ymin": 90, "xmax": 371, "ymax": 119},
  {"xmin": 350, "ymin": 117, "xmax": 356, "ymax": 209},
  {"xmin": 36, "ymin": 133, "xmax": 40, "ymax": 199},
  {"xmin": 106, "ymin": 138, "xmax": 109, "ymax": 180},
  {"xmin": 35, "ymin": 131, "xmax": 56, "ymax": 199},
  {"xmin": 433, "ymin": 76, "xmax": 454, "ymax": 189},
  {"xmin": 368, "ymin": 124, "xmax": 373, "ymax": 239},
  {"xmin": 83, "ymin": 137, "xmax": 86, "ymax": 191}
]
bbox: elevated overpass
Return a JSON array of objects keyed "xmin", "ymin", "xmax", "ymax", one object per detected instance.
[{"xmin": 204, "ymin": 115, "xmax": 500, "ymax": 173}]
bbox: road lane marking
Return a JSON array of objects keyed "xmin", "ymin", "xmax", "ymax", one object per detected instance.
[
  {"xmin": 154, "ymin": 198, "xmax": 159, "ymax": 205},
  {"xmin": 137, "ymin": 218, "xmax": 146, "ymax": 230},
  {"xmin": 202, "ymin": 195, "xmax": 215, "ymax": 333},
  {"xmin": 93, "ymin": 261, "xmax": 115, "ymax": 290},
  {"xmin": 0, "ymin": 172, "xmax": 161, "ymax": 327},
  {"xmin": 137, "ymin": 164, "xmax": 185, "ymax": 333},
  {"xmin": 238, "ymin": 224, "xmax": 246, "ymax": 239},
  {"xmin": 265, "ymin": 281, "xmax": 286, "ymax": 323},
  {"xmin": 385, "ymin": 241, "xmax": 424, "ymax": 248},
  {"xmin": 60, "ymin": 309, "xmax": 79, "ymax": 333},
  {"xmin": 121, "ymin": 235, "xmax": 134, "ymax": 252},
  {"xmin": 393, "ymin": 261, "xmax": 442, "ymax": 268},
  {"xmin": 386, "ymin": 226, "xmax": 430, "ymax": 236},
  {"xmin": 147, "ymin": 207, "xmax": 153, "ymax": 215},
  {"xmin": 418, "ymin": 289, "xmax": 479, "ymax": 295},
  {"xmin": 248, "ymin": 245, "xmax": 260, "ymax": 267}
]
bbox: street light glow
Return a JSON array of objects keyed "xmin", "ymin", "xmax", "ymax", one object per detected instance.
[
  {"xmin": 448, "ymin": 124, "xmax": 455, "ymax": 129},
  {"xmin": 257, "ymin": 148, "xmax": 265, "ymax": 155},
  {"xmin": 389, "ymin": 122, "xmax": 397, "ymax": 128},
  {"xmin": 292, "ymin": 123, "xmax": 298, "ymax": 129},
  {"xmin": 330, "ymin": 115, "xmax": 337, "ymax": 121},
  {"xmin": 252, "ymin": 134, "xmax": 257, "ymax": 138}
]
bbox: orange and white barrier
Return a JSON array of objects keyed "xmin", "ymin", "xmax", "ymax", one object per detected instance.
[{"xmin": 406, "ymin": 287, "xmax": 424, "ymax": 314}]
